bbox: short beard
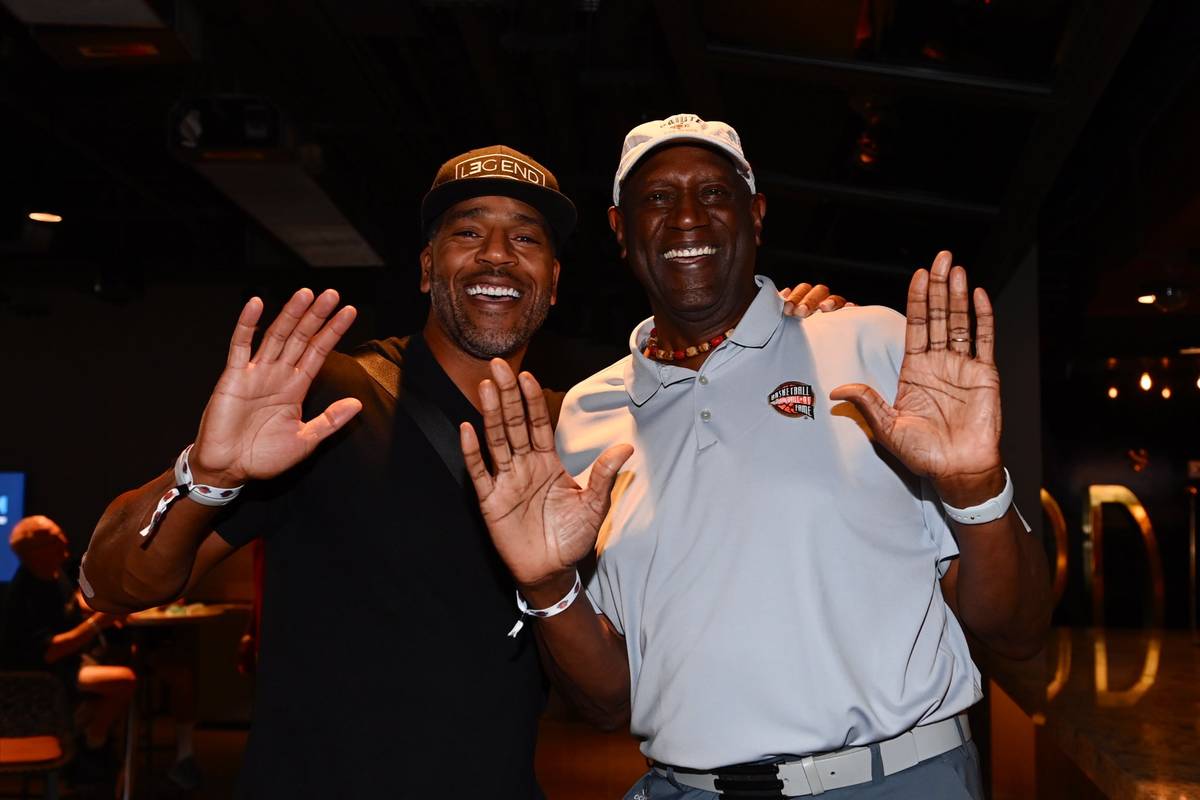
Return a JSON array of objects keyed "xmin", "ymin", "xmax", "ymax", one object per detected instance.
[{"xmin": 427, "ymin": 267, "xmax": 551, "ymax": 360}]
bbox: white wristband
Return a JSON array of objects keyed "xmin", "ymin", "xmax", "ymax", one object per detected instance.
[
  {"xmin": 941, "ymin": 468, "xmax": 1014, "ymax": 525},
  {"xmin": 138, "ymin": 445, "xmax": 244, "ymax": 540},
  {"xmin": 174, "ymin": 444, "xmax": 244, "ymax": 507},
  {"xmin": 507, "ymin": 572, "xmax": 582, "ymax": 638}
]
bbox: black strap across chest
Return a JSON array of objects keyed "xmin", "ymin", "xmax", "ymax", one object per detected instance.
[{"xmin": 353, "ymin": 341, "xmax": 467, "ymax": 488}]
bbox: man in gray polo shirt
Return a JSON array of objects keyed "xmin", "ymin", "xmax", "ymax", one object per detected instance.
[{"xmin": 461, "ymin": 115, "xmax": 1052, "ymax": 800}]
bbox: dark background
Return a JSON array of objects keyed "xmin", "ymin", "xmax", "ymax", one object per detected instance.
[{"xmin": 1, "ymin": 0, "xmax": 1197, "ymax": 627}]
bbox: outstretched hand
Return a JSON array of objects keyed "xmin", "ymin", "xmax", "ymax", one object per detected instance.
[
  {"xmin": 830, "ymin": 251, "xmax": 1003, "ymax": 505},
  {"xmin": 461, "ymin": 359, "xmax": 633, "ymax": 589},
  {"xmin": 190, "ymin": 289, "xmax": 362, "ymax": 486}
]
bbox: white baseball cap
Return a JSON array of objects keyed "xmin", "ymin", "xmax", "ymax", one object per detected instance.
[{"xmin": 612, "ymin": 113, "xmax": 756, "ymax": 205}]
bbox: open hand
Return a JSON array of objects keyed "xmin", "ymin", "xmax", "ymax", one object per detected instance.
[
  {"xmin": 461, "ymin": 360, "xmax": 632, "ymax": 589},
  {"xmin": 830, "ymin": 251, "xmax": 1002, "ymax": 504},
  {"xmin": 190, "ymin": 289, "xmax": 362, "ymax": 486}
]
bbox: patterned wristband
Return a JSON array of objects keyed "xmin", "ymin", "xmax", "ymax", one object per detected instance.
[
  {"xmin": 138, "ymin": 445, "xmax": 244, "ymax": 541},
  {"xmin": 506, "ymin": 572, "xmax": 583, "ymax": 638}
]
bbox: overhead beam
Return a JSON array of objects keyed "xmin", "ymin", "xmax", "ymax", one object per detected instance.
[
  {"xmin": 653, "ymin": 0, "xmax": 724, "ymax": 118},
  {"xmin": 761, "ymin": 172, "xmax": 999, "ymax": 221},
  {"xmin": 708, "ymin": 44, "xmax": 1054, "ymax": 111},
  {"xmin": 975, "ymin": 0, "xmax": 1156, "ymax": 284}
]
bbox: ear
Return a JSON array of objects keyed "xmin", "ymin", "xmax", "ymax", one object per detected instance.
[
  {"xmin": 549, "ymin": 259, "xmax": 561, "ymax": 305},
  {"xmin": 750, "ymin": 193, "xmax": 767, "ymax": 247},
  {"xmin": 419, "ymin": 244, "xmax": 433, "ymax": 294},
  {"xmin": 607, "ymin": 206, "xmax": 627, "ymax": 258}
]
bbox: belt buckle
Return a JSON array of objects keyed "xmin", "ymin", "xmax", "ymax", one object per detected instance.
[{"xmin": 712, "ymin": 762, "xmax": 786, "ymax": 799}]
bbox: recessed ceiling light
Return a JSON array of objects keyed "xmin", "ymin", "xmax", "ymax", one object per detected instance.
[
  {"xmin": 1107, "ymin": 386, "xmax": 1119, "ymax": 399},
  {"xmin": 1161, "ymin": 386, "xmax": 1172, "ymax": 399},
  {"xmin": 28, "ymin": 212, "xmax": 62, "ymax": 223},
  {"xmin": 1140, "ymin": 372, "xmax": 1153, "ymax": 391}
]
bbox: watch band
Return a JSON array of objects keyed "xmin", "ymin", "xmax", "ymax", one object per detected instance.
[{"xmin": 941, "ymin": 468, "xmax": 1013, "ymax": 525}]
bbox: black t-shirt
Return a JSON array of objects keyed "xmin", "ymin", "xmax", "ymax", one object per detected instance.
[
  {"xmin": 0, "ymin": 567, "xmax": 82, "ymax": 689},
  {"xmin": 216, "ymin": 334, "xmax": 546, "ymax": 799}
]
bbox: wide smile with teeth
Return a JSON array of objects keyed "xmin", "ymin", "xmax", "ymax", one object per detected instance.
[
  {"xmin": 663, "ymin": 245, "xmax": 718, "ymax": 260},
  {"xmin": 466, "ymin": 284, "xmax": 522, "ymax": 299}
]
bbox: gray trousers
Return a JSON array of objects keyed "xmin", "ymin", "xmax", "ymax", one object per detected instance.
[{"xmin": 622, "ymin": 741, "xmax": 984, "ymax": 800}]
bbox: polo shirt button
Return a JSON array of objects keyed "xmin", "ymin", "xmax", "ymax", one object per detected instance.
[
  {"xmin": 698, "ymin": 375, "xmax": 709, "ymax": 385},
  {"xmin": 700, "ymin": 409, "xmax": 712, "ymax": 422}
]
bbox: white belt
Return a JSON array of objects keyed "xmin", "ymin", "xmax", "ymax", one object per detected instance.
[{"xmin": 654, "ymin": 713, "xmax": 970, "ymax": 797}]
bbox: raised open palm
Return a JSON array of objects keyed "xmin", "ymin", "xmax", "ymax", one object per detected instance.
[
  {"xmin": 190, "ymin": 288, "xmax": 362, "ymax": 486},
  {"xmin": 831, "ymin": 251, "xmax": 1002, "ymax": 486},
  {"xmin": 461, "ymin": 359, "xmax": 632, "ymax": 589}
]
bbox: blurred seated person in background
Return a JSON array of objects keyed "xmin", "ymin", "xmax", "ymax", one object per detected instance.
[{"xmin": 0, "ymin": 515, "xmax": 135, "ymax": 782}]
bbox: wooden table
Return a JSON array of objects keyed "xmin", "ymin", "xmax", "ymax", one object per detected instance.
[
  {"xmin": 126, "ymin": 602, "xmax": 249, "ymax": 627},
  {"xmin": 120, "ymin": 603, "xmax": 250, "ymax": 799}
]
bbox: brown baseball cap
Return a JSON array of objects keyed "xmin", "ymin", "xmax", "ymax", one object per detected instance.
[
  {"xmin": 9, "ymin": 515, "xmax": 67, "ymax": 560},
  {"xmin": 421, "ymin": 145, "xmax": 577, "ymax": 244}
]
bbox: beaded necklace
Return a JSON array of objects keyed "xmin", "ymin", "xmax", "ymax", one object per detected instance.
[{"xmin": 643, "ymin": 327, "xmax": 736, "ymax": 362}]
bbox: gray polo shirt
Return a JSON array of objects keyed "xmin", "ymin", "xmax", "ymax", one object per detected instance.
[{"xmin": 556, "ymin": 276, "xmax": 981, "ymax": 769}]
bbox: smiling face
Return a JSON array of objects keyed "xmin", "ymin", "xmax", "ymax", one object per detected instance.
[
  {"xmin": 609, "ymin": 144, "xmax": 766, "ymax": 339},
  {"xmin": 420, "ymin": 195, "xmax": 560, "ymax": 360}
]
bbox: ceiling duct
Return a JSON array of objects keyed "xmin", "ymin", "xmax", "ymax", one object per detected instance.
[
  {"xmin": 0, "ymin": 0, "xmax": 200, "ymax": 66},
  {"xmin": 169, "ymin": 96, "xmax": 383, "ymax": 268}
]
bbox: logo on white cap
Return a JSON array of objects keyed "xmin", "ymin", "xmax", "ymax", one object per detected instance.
[{"xmin": 613, "ymin": 113, "xmax": 754, "ymax": 205}]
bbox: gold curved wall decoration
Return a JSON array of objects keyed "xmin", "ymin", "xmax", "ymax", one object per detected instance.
[
  {"xmin": 1093, "ymin": 631, "xmax": 1162, "ymax": 707},
  {"xmin": 1083, "ymin": 485, "xmax": 1165, "ymax": 627},
  {"xmin": 1045, "ymin": 627, "xmax": 1072, "ymax": 702},
  {"xmin": 1040, "ymin": 488, "xmax": 1069, "ymax": 606}
]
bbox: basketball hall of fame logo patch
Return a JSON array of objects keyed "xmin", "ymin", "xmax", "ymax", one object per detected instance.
[{"xmin": 768, "ymin": 381, "xmax": 815, "ymax": 419}]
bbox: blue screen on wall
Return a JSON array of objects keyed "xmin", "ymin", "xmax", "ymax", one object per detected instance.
[{"xmin": 0, "ymin": 472, "xmax": 27, "ymax": 581}]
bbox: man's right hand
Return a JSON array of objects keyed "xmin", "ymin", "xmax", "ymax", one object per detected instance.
[
  {"xmin": 460, "ymin": 359, "xmax": 632, "ymax": 594},
  {"xmin": 189, "ymin": 288, "xmax": 362, "ymax": 486}
]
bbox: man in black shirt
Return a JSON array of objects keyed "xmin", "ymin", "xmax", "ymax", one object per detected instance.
[
  {"xmin": 80, "ymin": 145, "xmax": 841, "ymax": 798},
  {"xmin": 81, "ymin": 145, "xmax": 576, "ymax": 798}
]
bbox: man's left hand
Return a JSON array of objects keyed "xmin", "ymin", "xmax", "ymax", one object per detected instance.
[{"xmin": 829, "ymin": 251, "xmax": 1003, "ymax": 507}]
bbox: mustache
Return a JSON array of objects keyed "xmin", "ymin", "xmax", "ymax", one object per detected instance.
[{"xmin": 461, "ymin": 266, "xmax": 525, "ymax": 286}]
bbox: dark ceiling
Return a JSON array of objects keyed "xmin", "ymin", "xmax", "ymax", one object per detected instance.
[{"xmin": 1, "ymin": 0, "xmax": 1197, "ymax": 370}]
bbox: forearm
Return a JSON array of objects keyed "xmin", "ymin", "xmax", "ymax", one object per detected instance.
[
  {"xmin": 84, "ymin": 468, "xmax": 223, "ymax": 613},
  {"xmin": 523, "ymin": 573, "xmax": 631, "ymax": 730},
  {"xmin": 44, "ymin": 620, "xmax": 100, "ymax": 664},
  {"xmin": 951, "ymin": 507, "xmax": 1052, "ymax": 659},
  {"xmin": 45, "ymin": 623, "xmax": 95, "ymax": 663}
]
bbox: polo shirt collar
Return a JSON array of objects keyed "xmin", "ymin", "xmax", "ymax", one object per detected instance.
[{"xmin": 624, "ymin": 275, "xmax": 785, "ymax": 406}]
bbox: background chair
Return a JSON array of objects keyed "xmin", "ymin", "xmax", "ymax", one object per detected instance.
[{"xmin": 0, "ymin": 672, "xmax": 74, "ymax": 800}]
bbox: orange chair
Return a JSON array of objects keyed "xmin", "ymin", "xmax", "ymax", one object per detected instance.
[{"xmin": 0, "ymin": 672, "xmax": 74, "ymax": 800}]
